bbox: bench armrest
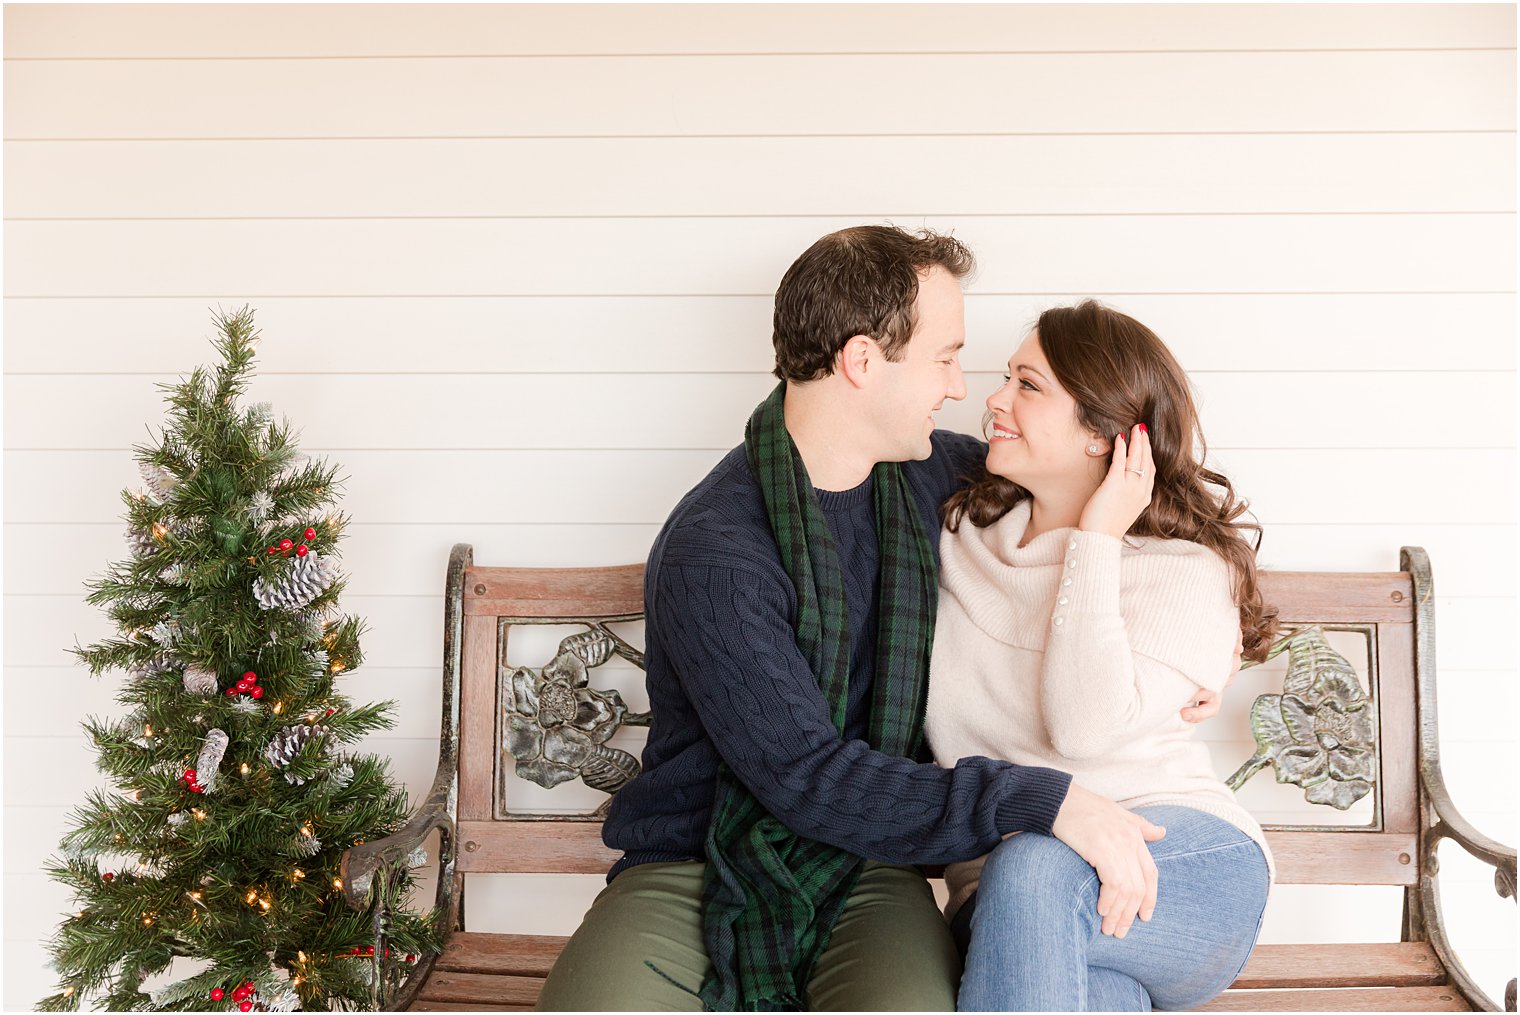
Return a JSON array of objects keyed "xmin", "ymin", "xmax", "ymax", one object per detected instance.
[
  {"xmin": 1424, "ymin": 766, "xmax": 1517, "ymax": 894},
  {"xmin": 340, "ymin": 754, "xmax": 457, "ymax": 909},
  {"xmin": 1419, "ymin": 762, "xmax": 1517, "ymax": 1012}
]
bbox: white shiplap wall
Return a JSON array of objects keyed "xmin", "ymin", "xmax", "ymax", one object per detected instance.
[{"xmin": 4, "ymin": 3, "xmax": 1515, "ymax": 1008}]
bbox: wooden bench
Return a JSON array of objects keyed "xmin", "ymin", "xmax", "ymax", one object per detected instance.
[{"xmin": 341, "ymin": 544, "xmax": 1516, "ymax": 1011}]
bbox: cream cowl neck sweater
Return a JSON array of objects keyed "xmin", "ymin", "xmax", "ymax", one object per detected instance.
[{"xmin": 927, "ymin": 500, "xmax": 1273, "ymax": 921}]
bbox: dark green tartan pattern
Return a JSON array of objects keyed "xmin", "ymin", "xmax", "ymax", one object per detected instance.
[{"xmin": 698, "ymin": 382, "xmax": 937, "ymax": 1011}]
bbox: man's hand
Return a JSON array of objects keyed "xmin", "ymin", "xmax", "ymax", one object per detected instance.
[
  {"xmin": 1049, "ymin": 782, "xmax": 1165, "ymax": 938},
  {"xmin": 1180, "ymin": 632, "xmax": 1242, "ymax": 724}
]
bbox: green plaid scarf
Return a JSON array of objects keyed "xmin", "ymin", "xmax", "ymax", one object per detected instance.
[{"xmin": 698, "ymin": 382, "xmax": 938, "ymax": 1011}]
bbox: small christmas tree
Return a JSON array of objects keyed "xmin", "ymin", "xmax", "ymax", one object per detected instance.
[{"xmin": 39, "ymin": 309, "xmax": 439, "ymax": 1011}]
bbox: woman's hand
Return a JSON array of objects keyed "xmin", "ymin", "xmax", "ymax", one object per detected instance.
[{"xmin": 1078, "ymin": 423, "xmax": 1154, "ymax": 539}]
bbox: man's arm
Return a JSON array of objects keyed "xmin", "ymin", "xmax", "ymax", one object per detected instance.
[{"xmin": 657, "ymin": 560, "xmax": 1071, "ymax": 864}]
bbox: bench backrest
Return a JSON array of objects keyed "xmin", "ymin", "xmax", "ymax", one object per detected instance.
[{"xmin": 441, "ymin": 543, "xmax": 1437, "ymax": 890}]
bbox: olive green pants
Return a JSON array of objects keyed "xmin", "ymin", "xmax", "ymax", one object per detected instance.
[{"xmin": 536, "ymin": 861, "xmax": 961, "ymax": 1011}]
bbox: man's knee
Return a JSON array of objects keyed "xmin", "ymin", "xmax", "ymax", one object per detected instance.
[{"xmin": 537, "ymin": 862, "xmax": 709, "ymax": 1011}]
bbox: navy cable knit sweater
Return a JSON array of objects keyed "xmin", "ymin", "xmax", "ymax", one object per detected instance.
[{"xmin": 602, "ymin": 430, "xmax": 1073, "ymax": 881}]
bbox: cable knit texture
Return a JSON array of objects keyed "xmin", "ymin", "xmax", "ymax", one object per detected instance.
[
  {"xmin": 928, "ymin": 500, "xmax": 1274, "ymax": 920},
  {"xmin": 602, "ymin": 432, "xmax": 1074, "ymax": 882}
]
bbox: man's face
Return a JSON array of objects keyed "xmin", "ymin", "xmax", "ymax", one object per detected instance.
[{"xmin": 871, "ymin": 266, "xmax": 968, "ymax": 461}]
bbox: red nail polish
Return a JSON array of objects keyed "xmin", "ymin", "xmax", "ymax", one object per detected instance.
[
  {"xmin": 1139, "ymin": 423, "xmax": 1148, "ymax": 434},
  {"xmin": 1115, "ymin": 433, "xmax": 1124, "ymax": 442}
]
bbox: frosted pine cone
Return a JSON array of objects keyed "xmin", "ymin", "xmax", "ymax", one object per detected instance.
[
  {"xmin": 194, "ymin": 730, "xmax": 230, "ymax": 793},
  {"xmin": 138, "ymin": 462, "xmax": 179, "ymax": 501},
  {"xmin": 253, "ymin": 552, "xmax": 337, "ymax": 611},
  {"xmin": 182, "ymin": 664, "xmax": 218, "ymax": 697},
  {"xmin": 264, "ymin": 724, "xmax": 330, "ymax": 784}
]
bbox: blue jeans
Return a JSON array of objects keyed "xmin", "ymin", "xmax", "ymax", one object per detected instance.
[{"xmin": 955, "ymin": 805, "xmax": 1269, "ymax": 1012}]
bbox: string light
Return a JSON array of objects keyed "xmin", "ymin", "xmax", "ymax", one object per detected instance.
[
  {"xmin": 246, "ymin": 890, "xmax": 258, "ymax": 905},
  {"xmin": 151, "ymin": 523, "xmax": 168, "ymax": 542},
  {"xmin": 142, "ymin": 915, "xmax": 153, "ymax": 927},
  {"xmin": 300, "ymin": 824, "xmax": 314, "ymax": 838},
  {"xmin": 63, "ymin": 987, "xmax": 75, "ymax": 997},
  {"xmin": 240, "ymin": 763, "xmax": 250, "ymax": 776},
  {"xmin": 258, "ymin": 897, "xmax": 271, "ymax": 911},
  {"xmin": 144, "ymin": 724, "xmax": 152, "ymax": 737},
  {"xmin": 292, "ymin": 868, "xmax": 305, "ymax": 881},
  {"xmin": 332, "ymin": 878, "xmax": 343, "ymax": 890},
  {"xmin": 330, "ymin": 660, "xmax": 345, "ymax": 674},
  {"xmin": 114, "ymin": 833, "xmax": 124, "ymax": 842},
  {"xmin": 193, "ymin": 809, "xmax": 207, "ymax": 821},
  {"xmin": 273, "ymin": 702, "xmax": 284, "ymax": 715},
  {"xmin": 297, "ymin": 951, "xmax": 307, "ymax": 963},
  {"xmin": 292, "ymin": 976, "xmax": 303, "ymax": 987}
]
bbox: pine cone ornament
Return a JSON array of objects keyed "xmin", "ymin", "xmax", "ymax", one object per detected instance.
[
  {"xmin": 182, "ymin": 664, "xmax": 218, "ymax": 697},
  {"xmin": 138, "ymin": 461, "xmax": 179, "ymax": 501},
  {"xmin": 124, "ymin": 523, "xmax": 159, "ymax": 557},
  {"xmin": 129, "ymin": 651, "xmax": 177, "ymax": 683},
  {"xmin": 264, "ymin": 724, "xmax": 330, "ymax": 784},
  {"xmin": 194, "ymin": 729, "xmax": 230, "ymax": 793},
  {"xmin": 253, "ymin": 552, "xmax": 337, "ymax": 611}
]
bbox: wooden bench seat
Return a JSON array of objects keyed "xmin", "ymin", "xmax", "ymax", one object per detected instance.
[{"xmin": 341, "ymin": 545, "xmax": 1516, "ymax": 1011}]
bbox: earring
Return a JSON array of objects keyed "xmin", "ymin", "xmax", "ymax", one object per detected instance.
[{"xmin": 1086, "ymin": 444, "xmax": 1101, "ymax": 455}]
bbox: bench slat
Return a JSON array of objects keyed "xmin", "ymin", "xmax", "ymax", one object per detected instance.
[
  {"xmin": 1256, "ymin": 571, "xmax": 1413, "ymax": 623},
  {"xmin": 435, "ymin": 931, "xmax": 566, "ymax": 977},
  {"xmin": 464, "ymin": 564, "xmax": 645, "ymax": 618},
  {"xmin": 411, "ymin": 1005, "xmax": 532, "ymax": 1012},
  {"xmin": 416, "ymin": 969, "xmax": 546, "ymax": 1006},
  {"xmin": 1231, "ymin": 942, "xmax": 1444, "ymax": 989},
  {"xmin": 1194, "ymin": 985, "xmax": 1470, "ymax": 1011},
  {"xmin": 455, "ymin": 821, "xmax": 1422, "ymax": 885}
]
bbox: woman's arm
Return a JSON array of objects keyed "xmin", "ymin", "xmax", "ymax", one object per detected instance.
[{"xmin": 1038, "ymin": 530, "xmax": 1211, "ymax": 759}]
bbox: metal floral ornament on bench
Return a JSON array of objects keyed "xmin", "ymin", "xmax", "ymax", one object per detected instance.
[
  {"xmin": 1226, "ymin": 626, "xmax": 1378, "ymax": 810},
  {"xmin": 503, "ymin": 625, "xmax": 651, "ymax": 806}
]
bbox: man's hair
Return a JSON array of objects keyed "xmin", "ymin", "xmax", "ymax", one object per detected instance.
[{"xmin": 771, "ymin": 225, "xmax": 975, "ymax": 382}]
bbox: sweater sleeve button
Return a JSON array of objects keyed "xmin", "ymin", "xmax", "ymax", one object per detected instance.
[
  {"xmin": 1067, "ymin": 559, "xmax": 1078, "ymax": 569},
  {"xmin": 1053, "ymin": 617, "xmax": 1065, "ymax": 626},
  {"xmin": 1058, "ymin": 596, "xmax": 1069, "ymax": 605},
  {"xmin": 1068, "ymin": 539, "xmax": 1078, "ymax": 551}
]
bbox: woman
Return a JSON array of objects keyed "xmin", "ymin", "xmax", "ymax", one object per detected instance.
[{"xmin": 926, "ymin": 300, "xmax": 1277, "ymax": 1012}]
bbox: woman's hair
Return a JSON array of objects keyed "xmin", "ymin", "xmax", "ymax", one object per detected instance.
[{"xmin": 943, "ymin": 300, "xmax": 1280, "ymax": 662}]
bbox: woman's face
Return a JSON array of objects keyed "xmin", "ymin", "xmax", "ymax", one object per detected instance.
[{"xmin": 984, "ymin": 329, "xmax": 1104, "ymax": 492}]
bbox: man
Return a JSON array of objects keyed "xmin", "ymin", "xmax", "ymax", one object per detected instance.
[{"xmin": 538, "ymin": 226, "xmax": 1220, "ymax": 1011}]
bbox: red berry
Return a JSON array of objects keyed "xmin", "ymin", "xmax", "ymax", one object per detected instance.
[
  {"xmin": 279, "ymin": 539, "xmax": 293, "ymax": 551},
  {"xmin": 184, "ymin": 769, "xmax": 197, "ymax": 781},
  {"xmin": 244, "ymin": 671, "xmax": 257, "ymax": 682},
  {"xmin": 225, "ymin": 687, "xmax": 237, "ymax": 696},
  {"xmin": 243, "ymin": 982, "xmax": 254, "ymax": 991},
  {"xmin": 295, "ymin": 545, "xmax": 309, "ymax": 557},
  {"xmin": 232, "ymin": 987, "xmax": 247, "ymax": 1001},
  {"xmin": 102, "ymin": 872, "xmax": 114, "ymax": 882},
  {"xmin": 325, "ymin": 708, "xmax": 336, "ymax": 717},
  {"xmin": 406, "ymin": 954, "xmax": 416, "ymax": 963},
  {"xmin": 251, "ymin": 686, "xmax": 264, "ymax": 700},
  {"xmin": 384, "ymin": 948, "xmax": 390, "ymax": 958},
  {"xmin": 304, "ymin": 528, "xmax": 316, "ymax": 540},
  {"xmin": 266, "ymin": 546, "xmax": 278, "ymax": 555},
  {"xmin": 365, "ymin": 945, "xmax": 375, "ymax": 955},
  {"xmin": 193, "ymin": 785, "xmax": 205, "ymax": 794},
  {"xmin": 239, "ymin": 1003, "xmax": 253, "ymax": 1013},
  {"xmin": 236, "ymin": 680, "xmax": 252, "ymax": 692},
  {"xmin": 351, "ymin": 946, "xmax": 362, "ymax": 955},
  {"xmin": 210, "ymin": 988, "xmax": 224, "ymax": 1001}
]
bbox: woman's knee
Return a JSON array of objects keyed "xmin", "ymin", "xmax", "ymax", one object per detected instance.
[{"xmin": 976, "ymin": 832, "xmax": 1095, "ymax": 909}]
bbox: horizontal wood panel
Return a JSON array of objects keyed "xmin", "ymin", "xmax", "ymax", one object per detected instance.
[
  {"xmin": 416, "ymin": 969, "xmax": 544, "ymax": 1006},
  {"xmin": 1196, "ymin": 985, "xmax": 1471, "ymax": 1011},
  {"xmin": 5, "ymin": 294, "xmax": 1513, "ymax": 374},
  {"xmin": 1267, "ymin": 830, "xmax": 1419, "ymax": 885},
  {"xmin": 6, "ymin": 52, "xmax": 1513, "ymax": 139},
  {"xmin": 1257, "ymin": 573, "xmax": 1412, "ymax": 623},
  {"xmin": 5, "ymin": 522, "xmax": 1514, "ymax": 598},
  {"xmin": 456, "ymin": 820, "xmax": 617, "ymax": 874},
  {"xmin": 9, "ymin": 133, "xmax": 1515, "ymax": 217},
  {"xmin": 435, "ymin": 932, "xmax": 562, "ymax": 977},
  {"xmin": 6, "ymin": 4, "xmax": 1511, "ymax": 58},
  {"xmin": 7, "ymin": 448, "xmax": 1514, "ymax": 527},
  {"xmin": 1232, "ymin": 941, "xmax": 1444, "ymax": 989},
  {"xmin": 464, "ymin": 564, "xmax": 645, "ymax": 618},
  {"xmin": 8, "ymin": 216, "xmax": 1513, "ymax": 297},
  {"xmin": 7, "ymin": 370, "xmax": 1512, "ymax": 452}
]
